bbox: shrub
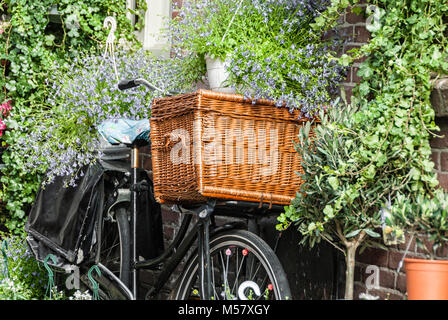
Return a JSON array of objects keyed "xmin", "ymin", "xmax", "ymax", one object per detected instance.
[{"xmin": 0, "ymin": 235, "xmax": 47, "ymax": 299}]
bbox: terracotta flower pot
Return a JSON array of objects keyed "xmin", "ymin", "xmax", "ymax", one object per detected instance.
[{"xmin": 404, "ymin": 258, "xmax": 448, "ymax": 300}]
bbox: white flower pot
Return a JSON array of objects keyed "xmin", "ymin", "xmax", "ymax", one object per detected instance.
[{"xmin": 205, "ymin": 55, "xmax": 236, "ymax": 93}]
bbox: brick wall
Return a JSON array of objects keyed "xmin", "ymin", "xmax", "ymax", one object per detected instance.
[
  {"xmin": 430, "ymin": 118, "xmax": 448, "ymax": 190},
  {"xmin": 337, "ymin": 2, "xmax": 370, "ymax": 103}
]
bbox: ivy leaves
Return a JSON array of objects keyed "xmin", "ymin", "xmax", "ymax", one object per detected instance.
[
  {"xmin": 279, "ymin": 0, "xmax": 448, "ymax": 255},
  {"xmin": 0, "ymin": 0, "xmax": 145, "ymax": 234}
]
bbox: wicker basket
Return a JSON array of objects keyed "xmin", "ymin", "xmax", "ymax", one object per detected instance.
[{"xmin": 150, "ymin": 89, "xmax": 315, "ymax": 205}]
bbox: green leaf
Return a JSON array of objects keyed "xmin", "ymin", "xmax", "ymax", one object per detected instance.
[
  {"xmin": 324, "ymin": 205, "xmax": 334, "ymax": 219},
  {"xmin": 339, "ymin": 54, "xmax": 353, "ymax": 67},
  {"xmin": 44, "ymin": 34, "xmax": 55, "ymax": 46},
  {"xmin": 328, "ymin": 176, "xmax": 339, "ymax": 190},
  {"xmin": 346, "ymin": 229, "xmax": 361, "ymax": 238},
  {"xmin": 364, "ymin": 229, "xmax": 380, "ymax": 238}
]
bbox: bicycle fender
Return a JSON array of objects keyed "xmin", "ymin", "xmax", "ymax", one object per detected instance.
[{"xmin": 107, "ymin": 188, "xmax": 131, "ymax": 219}]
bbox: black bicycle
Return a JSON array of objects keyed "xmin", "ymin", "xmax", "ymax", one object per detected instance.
[{"xmin": 28, "ymin": 78, "xmax": 292, "ymax": 300}]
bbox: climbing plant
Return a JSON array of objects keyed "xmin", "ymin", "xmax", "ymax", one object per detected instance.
[
  {"xmin": 0, "ymin": 0, "xmax": 146, "ymax": 234},
  {"xmin": 278, "ymin": 0, "xmax": 448, "ymax": 299}
]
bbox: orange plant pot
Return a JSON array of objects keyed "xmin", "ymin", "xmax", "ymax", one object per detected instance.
[{"xmin": 404, "ymin": 258, "xmax": 448, "ymax": 300}]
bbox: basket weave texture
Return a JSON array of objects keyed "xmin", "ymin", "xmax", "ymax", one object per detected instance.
[{"xmin": 150, "ymin": 89, "xmax": 314, "ymax": 205}]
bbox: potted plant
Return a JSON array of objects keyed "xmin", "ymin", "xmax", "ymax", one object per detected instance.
[
  {"xmin": 168, "ymin": 0, "xmax": 345, "ymax": 116},
  {"xmin": 387, "ymin": 191, "xmax": 448, "ymax": 300},
  {"xmin": 277, "ymin": 103, "xmax": 399, "ymax": 300},
  {"xmin": 168, "ymin": 0, "xmax": 248, "ymax": 92}
]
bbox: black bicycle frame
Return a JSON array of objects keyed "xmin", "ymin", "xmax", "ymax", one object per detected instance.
[
  {"xmin": 126, "ymin": 145, "xmax": 221, "ymax": 299},
  {"xmin": 97, "ymin": 145, "xmax": 283, "ymax": 300}
]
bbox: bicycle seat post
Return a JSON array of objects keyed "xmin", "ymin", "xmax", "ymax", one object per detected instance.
[{"xmin": 130, "ymin": 144, "xmax": 139, "ymax": 299}]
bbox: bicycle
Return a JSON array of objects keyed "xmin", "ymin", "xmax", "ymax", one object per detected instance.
[{"xmin": 74, "ymin": 78, "xmax": 292, "ymax": 300}]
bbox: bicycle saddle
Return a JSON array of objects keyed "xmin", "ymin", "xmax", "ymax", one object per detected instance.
[{"xmin": 98, "ymin": 118, "xmax": 150, "ymax": 146}]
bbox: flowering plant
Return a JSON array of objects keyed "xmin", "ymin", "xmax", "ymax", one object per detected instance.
[
  {"xmin": 168, "ymin": 0, "xmax": 346, "ymax": 116},
  {"xmin": 0, "ymin": 100, "xmax": 11, "ymax": 137},
  {"xmin": 0, "ymin": 235, "xmax": 47, "ymax": 299},
  {"xmin": 12, "ymin": 49, "xmax": 186, "ymax": 186}
]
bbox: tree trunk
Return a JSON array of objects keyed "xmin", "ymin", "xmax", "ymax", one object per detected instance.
[{"xmin": 344, "ymin": 244, "xmax": 358, "ymax": 300}]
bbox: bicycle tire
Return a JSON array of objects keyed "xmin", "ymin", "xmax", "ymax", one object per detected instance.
[
  {"xmin": 81, "ymin": 206, "xmax": 131, "ymax": 300},
  {"xmin": 174, "ymin": 229, "xmax": 291, "ymax": 300}
]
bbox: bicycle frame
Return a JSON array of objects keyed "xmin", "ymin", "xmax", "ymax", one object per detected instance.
[
  {"xmin": 96, "ymin": 145, "xmax": 238, "ymax": 300},
  {"xmin": 93, "ymin": 127, "xmax": 285, "ymax": 300}
]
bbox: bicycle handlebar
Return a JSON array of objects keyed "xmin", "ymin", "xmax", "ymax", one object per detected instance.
[
  {"xmin": 118, "ymin": 78, "xmax": 178, "ymax": 97},
  {"xmin": 118, "ymin": 79, "xmax": 139, "ymax": 90}
]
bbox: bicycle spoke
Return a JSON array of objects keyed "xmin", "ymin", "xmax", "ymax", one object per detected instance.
[
  {"xmin": 231, "ymin": 248, "xmax": 246, "ymax": 295},
  {"xmin": 211, "ymin": 256, "xmax": 219, "ymax": 300}
]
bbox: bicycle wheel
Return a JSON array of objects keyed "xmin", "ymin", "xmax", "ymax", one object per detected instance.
[
  {"xmin": 100, "ymin": 206, "xmax": 131, "ymax": 287},
  {"xmin": 81, "ymin": 206, "xmax": 131, "ymax": 300},
  {"xmin": 174, "ymin": 229, "xmax": 291, "ymax": 300}
]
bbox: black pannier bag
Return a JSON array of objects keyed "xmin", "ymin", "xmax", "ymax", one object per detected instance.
[
  {"xmin": 26, "ymin": 146, "xmax": 165, "ymax": 269},
  {"xmin": 26, "ymin": 163, "xmax": 104, "ymax": 268}
]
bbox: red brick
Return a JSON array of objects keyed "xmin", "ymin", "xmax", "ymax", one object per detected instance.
[
  {"xmin": 388, "ymin": 250, "xmax": 424, "ymax": 270},
  {"xmin": 354, "ymin": 264, "xmax": 365, "ymax": 282},
  {"xmin": 432, "ymin": 150, "xmax": 440, "ymax": 171},
  {"xmin": 440, "ymin": 151, "xmax": 448, "ymax": 172},
  {"xmin": 345, "ymin": 8, "xmax": 365, "ymax": 24},
  {"xmin": 343, "ymin": 68, "xmax": 351, "ymax": 83},
  {"xmin": 356, "ymin": 247, "xmax": 388, "ymax": 266},
  {"xmin": 368, "ymin": 288, "xmax": 405, "ymax": 300},
  {"xmin": 353, "ymin": 281, "xmax": 367, "ymax": 299},
  {"xmin": 437, "ymin": 172, "xmax": 448, "ymax": 191},
  {"xmin": 322, "ymin": 29, "xmax": 337, "ymax": 41},
  {"xmin": 430, "ymin": 131, "xmax": 448, "ymax": 148},
  {"xmin": 162, "ymin": 207, "xmax": 181, "ymax": 224},
  {"xmin": 354, "ymin": 26, "xmax": 371, "ymax": 43},
  {"xmin": 395, "ymin": 272, "xmax": 407, "ymax": 292},
  {"xmin": 351, "ymin": 66, "xmax": 362, "ymax": 83},
  {"xmin": 339, "ymin": 26, "xmax": 354, "ymax": 41},
  {"xmin": 172, "ymin": 0, "xmax": 182, "ymax": 8},
  {"xmin": 379, "ymin": 269, "xmax": 396, "ymax": 290}
]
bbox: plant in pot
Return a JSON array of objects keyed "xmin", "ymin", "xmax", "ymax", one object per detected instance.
[
  {"xmin": 276, "ymin": 101, "xmax": 411, "ymax": 300},
  {"xmin": 168, "ymin": 0, "xmax": 250, "ymax": 93},
  {"xmin": 387, "ymin": 191, "xmax": 448, "ymax": 300},
  {"xmin": 277, "ymin": 102, "xmax": 382, "ymax": 300},
  {"xmin": 168, "ymin": 0, "xmax": 345, "ymax": 116}
]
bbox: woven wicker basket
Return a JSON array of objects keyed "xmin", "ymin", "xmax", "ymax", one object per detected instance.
[{"xmin": 150, "ymin": 89, "xmax": 314, "ymax": 205}]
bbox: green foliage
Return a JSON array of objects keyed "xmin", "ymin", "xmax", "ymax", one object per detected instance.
[
  {"xmin": 388, "ymin": 190, "xmax": 448, "ymax": 259},
  {"xmin": 277, "ymin": 104, "xmax": 384, "ymax": 252},
  {"xmin": 168, "ymin": 0, "xmax": 254, "ymax": 61},
  {"xmin": 0, "ymin": 235, "xmax": 47, "ymax": 299},
  {"xmin": 0, "ymin": 0, "xmax": 145, "ymax": 234},
  {"xmin": 279, "ymin": 0, "xmax": 448, "ymax": 299},
  {"xmin": 280, "ymin": 0, "xmax": 448, "ymax": 254}
]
